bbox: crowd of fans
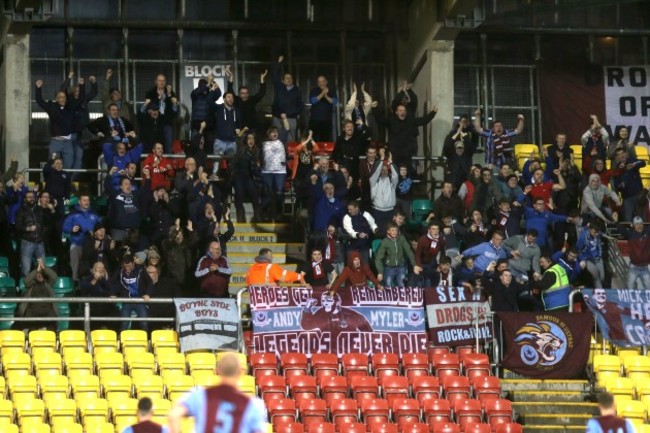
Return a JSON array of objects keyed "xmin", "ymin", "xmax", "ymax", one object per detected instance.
[{"xmin": 2, "ymin": 54, "xmax": 650, "ymax": 332}]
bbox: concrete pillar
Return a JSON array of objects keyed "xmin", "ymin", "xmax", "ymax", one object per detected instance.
[
  {"xmin": 0, "ymin": 33, "xmax": 31, "ymax": 179},
  {"xmin": 428, "ymin": 40, "xmax": 455, "ymax": 159}
]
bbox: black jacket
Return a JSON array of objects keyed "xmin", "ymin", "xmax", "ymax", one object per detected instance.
[
  {"xmin": 374, "ymin": 108, "xmax": 436, "ymax": 158},
  {"xmin": 228, "ymin": 80, "xmax": 266, "ymax": 131},
  {"xmin": 15, "ymin": 203, "xmax": 45, "ymax": 243}
]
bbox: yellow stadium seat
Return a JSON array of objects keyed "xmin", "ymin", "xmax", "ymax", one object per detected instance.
[
  {"xmin": 94, "ymin": 352, "xmax": 124, "ymax": 376},
  {"xmin": 597, "ymin": 371, "xmax": 621, "ymax": 388},
  {"xmin": 51, "ymin": 423, "xmax": 83, "ymax": 433},
  {"xmin": 7, "ymin": 374, "xmax": 38, "ymax": 401},
  {"xmin": 617, "ymin": 348, "xmax": 641, "ymax": 363},
  {"xmin": 78, "ymin": 398, "xmax": 109, "ymax": 426},
  {"xmin": 192, "ymin": 370, "xmax": 220, "ymax": 387},
  {"xmin": 120, "ymin": 330, "xmax": 148, "ymax": 353},
  {"xmin": 65, "ymin": 352, "xmax": 93, "ymax": 376},
  {"xmin": 151, "ymin": 330, "xmax": 180, "ymax": 354},
  {"xmin": 165, "ymin": 375, "xmax": 194, "ymax": 402},
  {"xmin": 640, "ymin": 165, "xmax": 650, "ymax": 189},
  {"xmin": 237, "ymin": 374, "xmax": 255, "ymax": 396},
  {"xmin": 29, "ymin": 330, "xmax": 57, "ymax": 354},
  {"xmin": 639, "ymin": 424, "xmax": 650, "ymax": 433},
  {"xmin": 594, "ymin": 354, "xmax": 621, "ymax": 374},
  {"xmin": 59, "ymin": 330, "xmax": 87, "ymax": 354},
  {"xmin": 133, "ymin": 374, "xmax": 164, "ymax": 399},
  {"xmin": 22, "ymin": 422, "xmax": 51, "ymax": 433},
  {"xmin": 3, "ymin": 424, "xmax": 17, "ymax": 433},
  {"xmin": 83, "ymin": 422, "xmax": 113, "ymax": 433},
  {"xmin": 636, "ymin": 146, "xmax": 649, "ymax": 161},
  {"xmin": 625, "ymin": 355, "xmax": 650, "ymax": 380},
  {"xmin": 0, "ymin": 330, "xmax": 26, "ymax": 353},
  {"xmin": 514, "ymin": 144, "xmax": 539, "ymax": 159},
  {"xmin": 607, "ymin": 377, "xmax": 635, "ymax": 398},
  {"xmin": 618, "ymin": 399, "xmax": 646, "ymax": 424},
  {"xmin": 151, "ymin": 398, "xmax": 171, "ymax": 417},
  {"xmin": 110, "ymin": 397, "xmax": 138, "ymax": 424},
  {"xmin": 15, "ymin": 398, "xmax": 45, "ymax": 425},
  {"xmin": 216, "ymin": 352, "xmax": 248, "ymax": 374},
  {"xmin": 126, "ymin": 351, "xmax": 155, "ymax": 376},
  {"xmin": 186, "ymin": 352, "xmax": 216, "ymax": 374},
  {"xmin": 158, "ymin": 352, "xmax": 187, "ymax": 375},
  {"xmin": 47, "ymin": 398, "xmax": 77, "ymax": 424},
  {"xmin": 91, "ymin": 330, "xmax": 118, "ymax": 354},
  {"xmin": 3, "ymin": 352, "xmax": 32, "ymax": 374},
  {"xmin": 33, "ymin": 352, "xmax": 63, "ymax": 377},
  {"xmin": 638, "ymin": 378, "xmax": 650, "ymax": 400},
  {"xmin": 182, "ymin": 418, "xmax": 195, "ymax": 433},
  {"xmin": 100, "ymin": 374, "xmax": 132, "ymax": 400},
  {"xmin": 70, "ymin": 374, "xmax": 100, "ymax": 401},
  {"xmin": 39, "ymin": 375, "xmax": 70, "ymax": 400},
  {"xmin": 0, "ymin": 399, "xmax": 13, "ymax": 423},
  {"xmin": 0, "ymin": 376, "xmax": 6, "ymax": 399}
]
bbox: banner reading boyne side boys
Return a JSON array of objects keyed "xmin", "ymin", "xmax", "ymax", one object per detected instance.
[
  {"xmin": 249, "ymin": 286, "xmax": 428, "ymax": 357},
  {"xmin": 583, "ymin": 288, "xmax": 650, "ymax": 347},
  {"xmin": 174, "ymin": 298, "xmax": 240, "ymax": 352},
  {"xmin": 424, "ymin": 286, "xmax": 492, "ymax": 347}
]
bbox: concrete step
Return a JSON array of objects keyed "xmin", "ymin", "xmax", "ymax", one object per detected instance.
[
  {"xmin": 232, "ymin": 223, "xmax": 291, "ymax": 233},
  {"xmin": 512, "ymin": 402, "xmax": 598, "ymax": 415},
  {"xmin": 501, "ymin": 379, "xmax": 590, "ymax": 392},
  {"xmin": 227, "ymin": 252, "xmax": 286, "ymax": 264},
  {"xmin": 229, "ymin": 264, "xmax": 254, "ymax": 274},
  {"xmin": 286, "ymin": 242, "xmax": 307, "ymax": 261},
  {"xmin": 522, "ymin": 414, "xmax": 594, "ymax": 425},
  {"xmin": 229, "ymin": 233, "xmax": 279, "ymax": 243},
  {"xmin": 228, "ymin": 242, "xmax": 287, "ymax": 254},
  {"xmin": 510, "ymin": 390, "xmax": 590, "ymax": 402},
  {"xmin": 523, "ymin": 425, "xmax": 586, "ymax": 433}
]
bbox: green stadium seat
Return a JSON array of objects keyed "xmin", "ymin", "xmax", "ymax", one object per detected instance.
[
  {"xmin": 411, "ymin": 199, "xmax": 433, "ymax": 222},
  {"xmin": 0, "ymin": 303, "xmax": 17, "ymax": 330},
  {"xmin": 0, "ymin": 257, "xmax": 9, "ymax": 269},
  {"xmin": 44, "ymin": 256, "xmax": 58, "ymax": 268},
  {"xmin": 0, "ymin": 277, "xmax": 17, "ymax": 297},
  {"xmin": 53, "ymin": 277, "xmax": 74, "ymax": 296}
]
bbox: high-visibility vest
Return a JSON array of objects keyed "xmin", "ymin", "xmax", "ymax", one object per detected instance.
[{"xmin": 542, "ymin": 263, "xmax": 571, "ymax": 310}]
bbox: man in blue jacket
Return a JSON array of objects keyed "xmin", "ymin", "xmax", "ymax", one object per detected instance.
[
  {"xmin": 271, "ymin": 55, "xmax": 303, "ymax": 144},
  {"xmin": 577, "ymin": 220, "xmax": 605, "ymax": 288},
  {"xmin": 523, "ymin": 197, "xmax": 572, "ymax": 249},
  {"xmin": 612, "ymin": 148, "xmax": 646, "ymax": 222},
  {"xmin": 459, "ymin": 230, "xmax": 509, "ymax": 273},
  {"xmin": 62, "ymin": 195, "xmax": 100, "ymax": 283}
]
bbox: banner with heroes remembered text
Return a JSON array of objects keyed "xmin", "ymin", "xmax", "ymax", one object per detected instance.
[{"xmin": 249, "ymin": 285, "xmax": 428, "ymax": 357}]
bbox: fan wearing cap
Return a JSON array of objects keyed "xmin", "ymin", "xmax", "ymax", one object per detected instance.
[{"xmin": 618, "ymin": 216, "xmax": 650, "ymax": 290}]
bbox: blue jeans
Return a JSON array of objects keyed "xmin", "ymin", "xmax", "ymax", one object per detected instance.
[
  {"xmin": 383, "ymin": 265, "xmax": 406, "ymax": 287},
  {"xmin": 121, "ymin": 303, "xmax": 149, "ymax": 331},
  {"xmin": 263, "ymin": 173, "xmax": 286, "ymax": 195},
  {"xmin": 72, "ymin": 135, "xmax": 84, "ymax": 170},
  {"xmin": 628, "ymin": 264, "xmax": 650, "ymax": 290},
  {"xmin": 21, "ymin": 240, "xmax": 45, "ymax": 277},
  {"xmin": 49, "ymin": 136, "xmax": 75, "ymax": 169},
  {"xmin": 213, "ymin": 139, "xmax": 237, "ymax": 157}
]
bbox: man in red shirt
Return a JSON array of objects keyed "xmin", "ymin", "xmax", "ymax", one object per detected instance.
[
  {"xmin": 141, "ymin": 142, "xmax": 174, "ymax": 190},
  {"xmin": 525, "ymin": 167, "xmax": 565, "ymax": 210}
]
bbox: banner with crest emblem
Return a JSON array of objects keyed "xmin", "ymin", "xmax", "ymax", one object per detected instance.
[
  {"xmin": 249, "ymin": 285, "xmax": 428, "ymax": 357},
  {"xmin": 498, "ymin": 312, "xmax": 591, "ymax": 379}
]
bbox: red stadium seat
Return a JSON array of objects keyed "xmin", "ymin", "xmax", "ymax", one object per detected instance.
[
  {"xmin": 464, "ymin": 423, "xmax": 492, "ymax": 433},
  {"xmin": 330, "ymin": 398, "xmax": 359, "ymax": 428},
  {"xmin": 427, "ymin": 346, "xmax": 451, "ymax": 363},
  {"xmin": 320, "ymin": 376, "xmax": 349, "ymax": 406},
  {"xmin": 338, "ymin": 423, "xmax": 367, "ymax": 433},
  {"xmin": 402, "ymin": 353, "xmax": 430, "ymax": 381},
  {"xmin": 401, "ymin": 423, "xmax": 429, "ymax": 433},
  {"xmin": 381, "ymin": 376, "xmax": 410, "ymax": 404},
  {"xmin": 453, "ymin": 399, "xmax": 483, "ymax": 430},
  {"xmin": 391, "ymin": 398, "xmax": 421, "ymax": 426},
  {"xmin": 456, "ymin": 346, "xmax": 475, "ymax": 359},
  {"xmin": 442, "ymin": 376, "xmax": 471, "ymax": 402},
  {"xmin": 350, "ymin": 376, "xmax": 379, "ymax": 402},
  {"xmin": 370, "ymin": 423, "xmax": 398, "ymax": 433},
  {"xmin": 249, "ymin": 352, "xmax": 278, "ymax": 380},
  {"xmin": 312, "ymin": 354, "xmax": 339, "ymax": 381},
  {"xmin": 308, "ymin": 422, "xmax": 336, "ymax": 433},
  {"xmin": 283, "ymin": 422, "xmax": 306, "ymax": 433},
  {"xmin": 299, "ymin": 398, "xmax": 328, "ymax": 430},
  {"xmin": 282, "ymin": 353, "xmax": 309, "ymax": 378},
  {"xmin": 289, "ymin": 375, "xmax": 318, "ymax": 403},
  {"xmin": 494, "ymin": 424, "xmax": 523, "ymax": 433},
  {"xmin": 433, "ymin": 422, "xmax": 461, "ymax": 433},
  {"xmin": 267, "ymin": 398, "xmax": 297, "ymax": 427},
  {"xmin": 257, "ymin": 375, "xmax": 286, "ymax": 403},
  {"xmin": 412, "ymin": 376, "xmax": 440, "ymax": 402},
  {"xmin": 422, "ymin": 399, "xmax": 452, "ymax": 424},
  {"xmin": 372, "ymin": 353, "xmax": 400, "ymax": 379},
  {"xmin": 484, "ymin": 399, "xmax": 513, "ymax": 429},
  {"xmin": 361, "ymin": 398, "xmax": 390, "ymax": 430},
  {"xmin": 472, "ymin": 376, "xmax": 501, "ymax": 403},
  {"xmin": 342, "ymin": 354, "xmax": 370, "ymax": 378},
  {"xmin": 432, "ymin": 353, "xmax": 461, "ymax": 378},
  {"xmin": 461, "ymin": 353, "xmax": 491, "ymax": 379}
]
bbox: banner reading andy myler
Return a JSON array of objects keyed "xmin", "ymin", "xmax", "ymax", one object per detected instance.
[
  {"xmin": 249, "ymin": 285, "xmax": 427, "ymax": 357},
  {"xmin": 424, "ymin": 286, "xmax": 492, "ymax": 346},
  {"xmin": 582, "ymin": 288, "xmax": 650, "ymax": 347}
]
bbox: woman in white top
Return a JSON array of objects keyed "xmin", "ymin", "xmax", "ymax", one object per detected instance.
[{"xmin": 261, "ymin": 126, "xmax": 287, "ymax": 221}]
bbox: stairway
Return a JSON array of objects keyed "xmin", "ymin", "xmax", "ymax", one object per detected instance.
[{"xmin": 502, "ymin": 379, "xmax": 598, "ymax": 433}]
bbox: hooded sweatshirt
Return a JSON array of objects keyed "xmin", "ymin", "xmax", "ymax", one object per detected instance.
[{"xmin": 330, "ymin": 251, "xmax": 381, "ymax": 293}]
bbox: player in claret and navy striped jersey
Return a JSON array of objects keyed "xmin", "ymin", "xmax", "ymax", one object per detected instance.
[{"xmin": 169, "ymin": 353, "xmax": 267, "ymax": 433}]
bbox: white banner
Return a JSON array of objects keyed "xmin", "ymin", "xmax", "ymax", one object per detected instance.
[
  {"xmin": 174, "ymin": 298, "xmax": 240, "ymax": 352},
  {"xmin": 604, "ymin": 66, "xmax": 650, "ymax": 146}
]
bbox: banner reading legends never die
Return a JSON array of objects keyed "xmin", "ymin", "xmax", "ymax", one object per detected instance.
[
  {"xmin": 424, "ymin": 286, "xmax": 492, "ymax": 347},
  {"xmin": 174, "ymin": 298, "xmax": 240, "ymax": 352},
  {"xmin": 498, "ymin": 312, "xmax": 591, "ymax": 379},
  {"xmin": 582, "ymin": 289, "xmax": 650, "ymax": 347},
  {"xmin": 249, "ymin": 286, "xmax": 428, "ymax": 357}
]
